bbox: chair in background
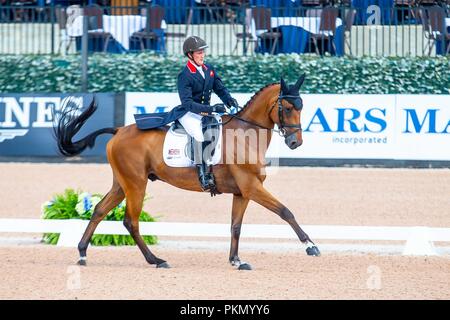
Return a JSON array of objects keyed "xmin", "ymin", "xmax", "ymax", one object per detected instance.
[
  {"xmin": 409, "ymin": 2, "xmax": 427, "ymax": 25},
  {"xmin": 231, "ymin": 8, "xmax": 257, "ymax": 54},
  {"xmin": 55, "ymin": 5, "xmax": 68, "ymax": 53},
  {"xmin": 418, "ymin": 7, "xmax": 433, "ymax": 54},
  {"xmin": 393, "ymin": 0, "xmax": 417, "ymax": 24},
  {"xmin": 252, "ymin": 6, "xmax": 281, "ymax": 55},
  {"xmin": 64, "ymin": 4, "xmax": 83, "ymax": 52},
  {"xmin": 200, "ymin": 0, "xmax": 220, "ymax": 21},
  {"xmin": 83, "ymin": 4, "xmax": 113, "ymax": 53},
  {"xmin": 344, "ymin": 8, "xmax": 356, "ymax": 55},
  {"xmin": 130, "ymin": 5, "xmax": 165, "ymax": 52},
  {"xmin": 220, "ymin": 0, "xmax": 249, "ymax": 23},
  {"xmin": 310, "ymin": 6, "xmax": 339, "ymax": 55},
  {"xmin": 424, "ymin": 5, "xmax": 450, "ymax": 55},
  {"xmin": 0, "ymin": 0, "xmax": 11, "ymax": 22},
  {"xmin": 164, "ymin": 7, "xmax": 193, "ymax": 50},
  {"xmin": 193, "ymin": 0, "xmax": 223, "ymax": 23},
  {"xmin": 10, "ymin": 0, "xmax": 34, "ymax": 22}
]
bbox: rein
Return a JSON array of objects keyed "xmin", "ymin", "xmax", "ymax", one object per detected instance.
[{"xmin": 220, "ymin": 94, "xmax": 302, "ymax": 138}]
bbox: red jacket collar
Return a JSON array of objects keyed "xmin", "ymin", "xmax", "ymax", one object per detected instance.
[
  {"xmin": 187, "ymin": 60, "xmax": 208, "ymax": 73},
  {"xmin": 186, "ymin": 60, "xmax": 197, "ymax": 73}
]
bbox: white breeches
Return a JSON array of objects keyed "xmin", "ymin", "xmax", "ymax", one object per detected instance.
[{"xmin": 178, "ymin": 112, "xmax": 204, "ymax": 142}]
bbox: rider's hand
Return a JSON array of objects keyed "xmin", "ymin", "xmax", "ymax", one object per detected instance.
[
  {"xmin": 227, "ymin": 98, "xmax": 239, "ymax": 110},
  {"xmin": 211, "ymin": 103, "xmax": 226, "ymax": 114}
]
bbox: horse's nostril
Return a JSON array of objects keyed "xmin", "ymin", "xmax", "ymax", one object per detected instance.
[{"xmin": 290, "ymin": 141, "xmax": 297, "ymax": 147}]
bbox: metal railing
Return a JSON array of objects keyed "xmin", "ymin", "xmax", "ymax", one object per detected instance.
[{"xmin": 0, "ymin": 3, "xmax": 449, "ymax": 56}]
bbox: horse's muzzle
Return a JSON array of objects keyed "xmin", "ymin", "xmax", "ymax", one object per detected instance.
[{"xmin": 285, "ymin": 135, "xmax": 302, "ymax": 149}]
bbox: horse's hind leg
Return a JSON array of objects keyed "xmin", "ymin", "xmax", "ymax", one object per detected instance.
[
  {"xmin": 78, "ymin": 178, "xmax": 125, "ymax": 265},
  {"xmin": 122, "ymin": 184, "xmax": 169, "ymax": 268}
]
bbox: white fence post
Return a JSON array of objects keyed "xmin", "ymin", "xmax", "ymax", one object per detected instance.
[{"xmin": 402, "ymin": 227, "xmax": 437, "ymax": 256}]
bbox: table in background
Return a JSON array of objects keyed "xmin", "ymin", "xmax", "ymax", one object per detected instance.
[
  {"xmin": 68, "ymin": 15, "xmax": 167, "ymax": 53},
  {"xmin": 252, "ymin": 16, "xmax": 344, "ymax": 56}
]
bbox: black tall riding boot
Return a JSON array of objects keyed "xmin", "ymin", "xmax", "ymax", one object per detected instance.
[{"xmin": 193, "ymin": 140, "xmax": 214, "ymax": 191}]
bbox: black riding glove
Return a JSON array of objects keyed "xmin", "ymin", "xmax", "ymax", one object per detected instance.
[
  {"xmin": 227, "ymin": 98, "xmax": 239, "ymax": 109},
  {"xmin": 211, "ymin": 103, "xmax": 226, "ymax": 113}
]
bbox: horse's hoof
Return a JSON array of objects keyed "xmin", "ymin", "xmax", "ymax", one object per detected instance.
[
  {"xmin": 238, "ymin": 263, "xmax": 252, "ymax": 270},
  {"xmin": 77, "ymin": 259, "xmax": 87, "ymax": 266},
  {"xmin": 306, "ymin": 246, "xmax": 321, "ymax": 257},
  {"xmin": 156, "ymin": 262, "xmax": 170, "ymax": 269}
]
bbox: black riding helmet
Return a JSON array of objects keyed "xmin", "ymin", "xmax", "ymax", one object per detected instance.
[{"xmin": 183, "ymin": 36, "xmax": 208, "ymax": 56}]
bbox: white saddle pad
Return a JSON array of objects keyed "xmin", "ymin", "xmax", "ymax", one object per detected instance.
[{"xmin": 163, "ymin": 116, "xmax": 223, "ymax": 168}]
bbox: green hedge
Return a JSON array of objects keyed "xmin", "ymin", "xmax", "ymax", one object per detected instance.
[{"xmin": 0, "ymin": 54, "xmax": 449, "ymax": 94}]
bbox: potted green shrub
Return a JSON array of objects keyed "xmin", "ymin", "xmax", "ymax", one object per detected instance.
[{"xmin": 41, "ymin": 189, "xmax": 158, "ymax": 246}]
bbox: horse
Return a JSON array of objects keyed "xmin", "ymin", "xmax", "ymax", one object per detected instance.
[{"xmin": 54, "ymin": 74, "xmax": 320, "ymax": 270}]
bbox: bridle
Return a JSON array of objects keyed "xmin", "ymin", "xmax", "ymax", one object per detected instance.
[
  {"xmin": 269, "ymin": 93, "xmax": 303, "ymax": 138},
  {"xmin": 223, "ymin": 92, "xmax": 302, "ymax": 139}
]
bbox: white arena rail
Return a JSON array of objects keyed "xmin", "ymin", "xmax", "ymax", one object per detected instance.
[{"xmin": 1, "ymin": 218, "xmax": 449, "ymax": 256}]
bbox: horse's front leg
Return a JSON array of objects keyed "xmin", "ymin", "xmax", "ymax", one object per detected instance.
[
  {"xmin": 229, "ymin": 194, "xmax": 252, "ymax": 270},
  {"xmin": 245, "ymin": 181, "xmax": 320, "ymax": 257}
]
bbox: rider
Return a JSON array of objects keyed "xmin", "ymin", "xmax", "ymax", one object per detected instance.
[{"xmin": 177, "ymin": 35, "xmax": 239, "ymax": 191}]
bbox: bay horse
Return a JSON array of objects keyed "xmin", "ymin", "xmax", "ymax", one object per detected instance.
[{"xmin": 54, "ymin": 75, "xmax": 320, "ymax": 270}]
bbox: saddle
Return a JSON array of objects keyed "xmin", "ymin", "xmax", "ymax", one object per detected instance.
[{"xmin": 163, "ymin": 114, "xmax": 223, "ymax": 168}]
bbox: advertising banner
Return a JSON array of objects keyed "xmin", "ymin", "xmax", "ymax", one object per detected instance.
[
  {"xmin": 266, "ymin": 94, "xmax": 396, "ymax": 159},
  {"xmin": 127, "ymin": 92, "xmax": 450, "ymax": 162},
  {"xmin": 394, "ymin": 95, "xmax": 450, "ymax": 161},
  {"xmin": 0, "ymin": 93, "xmax": 115, "ymax": 156}
]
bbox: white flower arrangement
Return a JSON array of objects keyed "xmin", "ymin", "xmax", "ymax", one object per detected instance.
[
  {"xmin": 41, "ymin": 191, "xmax": 128, "ymax": 218},
  {"xmin": 75, "ymin": 192, "xmax": 118, "ymax": 215},
  {"xmin": 40, "ymin": 189, "xmax": 157, "ymax": 246}
]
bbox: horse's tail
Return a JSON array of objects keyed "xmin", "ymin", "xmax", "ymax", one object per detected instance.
[{"xmin": 53, "ymin": 96, "xmax": 117, "ymax": 157}]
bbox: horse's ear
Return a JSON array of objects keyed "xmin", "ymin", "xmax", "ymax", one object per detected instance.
[
  {"xmin": 280, "ymin": 77, "xmax": 288, "ymax": 94},
  {"xmin": 295, "ymin": 74, "xmax": 306, "ymax": 90}
]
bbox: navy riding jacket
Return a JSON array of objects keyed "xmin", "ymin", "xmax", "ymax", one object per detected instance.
[
  {"xmin": 177, "ymin": 60, "xmax": 232, "ymax": 115},
  {"xmin": 134, "ymin": 60, "xmax": 232, "ymax": 130}
]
